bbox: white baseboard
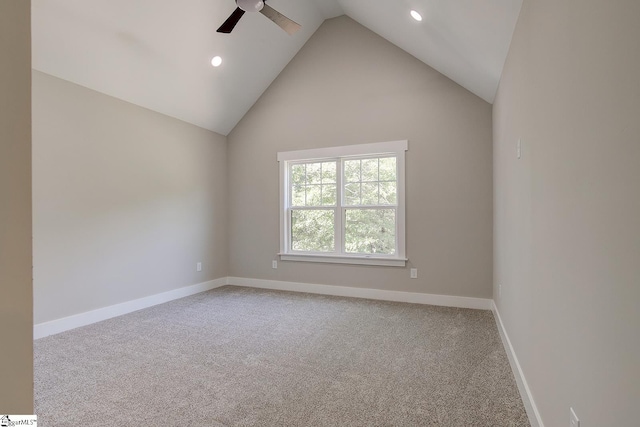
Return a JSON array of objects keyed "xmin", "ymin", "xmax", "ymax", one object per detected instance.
[
  {"xmin": 227, "ymin": 277, "xmax": 493, "ymax": 310},
  {"xmin": 34, "ymin": 276, "xmax": 493, "ymax": 339},
  {"xmin": 492, "ymin": 301, "xmax": 544, "ymax": 427},
  {"xmin": 34, "ymin": 278, "xmax": 228, "ymax": 339}
]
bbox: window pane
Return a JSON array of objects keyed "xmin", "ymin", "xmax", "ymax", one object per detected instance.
[
  {"xmin": 291, "ymin": 164, "xmax": 306, "ymax": 186},
  {"xmin": 322, "ymin": 162, "xmax": 336, "ymax": 183},
  {"xmin": 361, "ymin": 158, "xmax": 379, "ymax": 182},
  {"xmin": 379, "ymin": 181, "xmax": 397, "ymax": 205},
  {"xmin": 291, "ymin": 209, "xmax": 335, "ymax": 252},
  {"xmin": 344, "ymin": 159, "xmax": 360, "ymax": 183},
  {"xmin": 291, "ymin": 185, "xmax": 305, "ymax": 206},
  {"xmin": 344, "ymin": 209, "xmax": 396, "ymax": 255},
  {"xmin": 344, "ymin": 182, "xmax": 360, "ymax": 206},
  {"xmin": 306, "ymin": 184, "xmax": 322, "ymax": 206},
  {"xmin": 307, "ymin": 162, "xmax": 322, "ymax": 184},
  {"xmin": 322, "ymin": 184, "xmax": 336, "ymax": 206},
  {"xmin": 361, "ymin": 182, "xmax": 378, "ymax": 205},
  {"xmin": 379, "ymin": 157, "xmax": 396, "ymax": 182}
]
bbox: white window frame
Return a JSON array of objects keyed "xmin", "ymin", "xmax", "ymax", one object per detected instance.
[{"xmin": 277, "ymin": 140, "xmax": 408, "ymax": 267}]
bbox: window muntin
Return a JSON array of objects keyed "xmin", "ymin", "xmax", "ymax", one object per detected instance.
[
  {"xmin": 278, "ymin": 141, "xmax": 407, "ymax": 266},
  {"xmin": 290, "ymin": 161, "xmax": 337, "ymax": 207},
  {"xmin": 343, "ymin": 157, "xmax": 397, "ymax": 206}
]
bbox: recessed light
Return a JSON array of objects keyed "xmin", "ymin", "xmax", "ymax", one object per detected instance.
[
  {"xmin": 410, "ymin": 10, "xmax": 422, "ymax": 22},
  {"xmin": 211, "ymin": 56, "xmax": 222, "ymax": 67}
]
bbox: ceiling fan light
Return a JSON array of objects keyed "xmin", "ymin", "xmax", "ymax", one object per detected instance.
[
  {"xmin": 410, "ymin": 10, "xmax": 423, "ymax": 21},
  {"xmin": 237, "ymin": 0, "xmax": 264, "ymax": 13}
]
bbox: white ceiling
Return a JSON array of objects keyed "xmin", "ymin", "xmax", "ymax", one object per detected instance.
[{"xmin": 32, "ymin": 0, "xmax": 522, "ymax": 136}]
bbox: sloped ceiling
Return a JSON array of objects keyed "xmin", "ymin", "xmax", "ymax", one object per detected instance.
[{"xmin": 32, "ymin": 0, "xmax": 522, "ymax": 136}]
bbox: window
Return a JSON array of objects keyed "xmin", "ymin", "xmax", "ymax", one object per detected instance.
[{"xmin": 278, "ymin": 140, "xmax": 408, "ymax": 266}]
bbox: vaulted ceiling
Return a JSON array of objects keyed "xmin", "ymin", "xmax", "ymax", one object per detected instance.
[{"xmin": 32, "ymin": 0, "xmax": 522, "ymax": 136}]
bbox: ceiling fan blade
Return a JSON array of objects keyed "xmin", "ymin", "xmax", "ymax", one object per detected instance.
[
  {"xmin": 259, "ymin": 4, "xmax": 301, "ymax": 35},
  {"xmin": 217, "ymin": 7, "xmax": 245, "ymax": 33}
]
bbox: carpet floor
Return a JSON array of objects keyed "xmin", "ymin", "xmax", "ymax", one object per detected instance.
[{"xmin": 35, "ymin": 285, "xmax": 530, "ymax": 426}]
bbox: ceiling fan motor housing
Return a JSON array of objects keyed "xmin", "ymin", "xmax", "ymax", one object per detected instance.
[{"xmin": 237, "ymin": 0, "xmax": 264, "ymax": 13}]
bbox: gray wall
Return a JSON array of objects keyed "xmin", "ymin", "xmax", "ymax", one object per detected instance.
[
  {"xmin": 493, "ymin": 0, "xmax": 640, "ymax": 425},
  {"xmin": 228, "ymin": 16, "xmax": 494, "ymax": 298},
  {"xmin": 0, "ymin": 0, "xmax": 33, "ymax": 413},
  {"xmin": 32, "ymin": 72, "xmax": 228, "ymax": 324}
]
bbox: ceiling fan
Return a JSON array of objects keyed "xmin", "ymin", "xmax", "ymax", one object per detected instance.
[{"xmin": 217, "ymin": 0, "xmax": 301, "ymax": 35}]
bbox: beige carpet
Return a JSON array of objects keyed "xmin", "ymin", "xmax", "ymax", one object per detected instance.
[{"xmin": 35, "ymin": 285, "xmax": 529, "ymax": 426}]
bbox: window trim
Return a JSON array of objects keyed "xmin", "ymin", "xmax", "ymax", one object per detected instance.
[{"xmin": 277, "ymin": 140, "xmax": 408, "ymax": 267}]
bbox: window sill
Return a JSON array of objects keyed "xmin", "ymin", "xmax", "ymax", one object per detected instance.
[{"xmin": 278, "ymin": 253, "xmax": 407, "ymax": 267}]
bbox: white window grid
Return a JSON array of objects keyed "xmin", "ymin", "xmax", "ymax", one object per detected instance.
[
  {"xmin": 286, "ymin": 155, "xmax": 398, "ymax": 257},
  {"xmin": 278, "ymin": 140, "xmax": 407, "ymax": 266}
]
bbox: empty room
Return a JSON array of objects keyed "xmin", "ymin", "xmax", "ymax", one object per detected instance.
[{"xmin": 1, "ymin": 0, "xmax": 638, "ymax": 426}]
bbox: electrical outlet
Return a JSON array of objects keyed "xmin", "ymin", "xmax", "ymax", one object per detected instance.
[
  {"xmin": 570, "ymin": 408, "xmax": 580, "ymax": 427},
  {"xmin": 410, "ymin": 268, "xmax": 418, "ymax": 279},
  {"xmin": 272, "ymin": 260, "xmax": 277, "ymax": 269},
  {"xmin": 196, "ymin": 262, "xmax": 202, "ymax": 272}
]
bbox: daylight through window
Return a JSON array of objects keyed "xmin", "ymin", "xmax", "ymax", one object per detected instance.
[{"xmin": 278, "ymin": 141, "xmax": 407, "ymax": 266}]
